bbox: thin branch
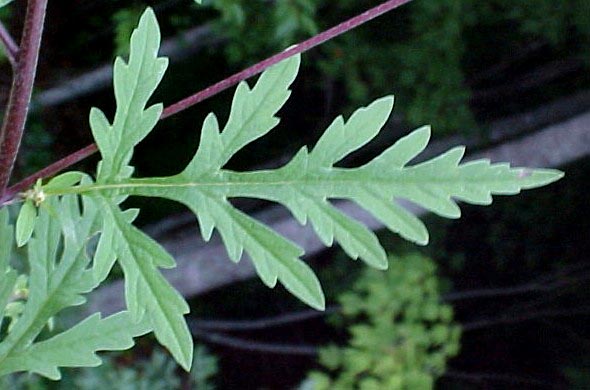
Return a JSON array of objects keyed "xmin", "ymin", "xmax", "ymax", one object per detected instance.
[
  {"xmin": 190, "ymin": 328, "xmax": 318, "ymax": 355},
  {"xmin": 472, "ymin": 57, "xmax": 584, "ymax": 103},
  {"xmin": 161, "ymin": 0, "xmax": 414, "ymax": 119},
  {"xmin": 190, "ymin": 307, "xmax": 590, "ymax": 358},
  {"xmin": 467, "ymin": 40, "xmax": 548, "ymax": 85},
  {"xmin": 0, "ymin": 0, "xmax": 414, "ymax": 201},
  {"xmin": 190, "ymin": 306, "xmax": 339, "ymax": 332},
  {"xmin": 444, "ymin": 283, "xmax": 544, "ymax": 302},
  {"xmin": 1, "ymin": 144, "xmax": 98, "ymax": 204},
  {"xmin": 0, "ymin": 0, "xmax": 48, "ymax": 196},
  {"xmin": 0, "ymin": 20, "xmax": 18, "ymax": 68}
]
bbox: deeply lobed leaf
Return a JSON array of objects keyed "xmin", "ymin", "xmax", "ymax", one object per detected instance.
[
  {"xmin": 0, "ymin": 312, "xmax": 150, "ymax": 379},
  {"xmin": 86, "ymin": 8, "xmax": 193, "ymax": 370},
  {"xmin": 99, "ymin": 86, "xmax": 561, "ymax": 311},
  {"xmin": 90, "ymin": 7, "xmax": 168, "ymax": 182},
  {"xmin": 65, "ymin": 50, "xmax": 562, "ymax": 312},
  {"xmin": 29, "ymin": 6, "xmax": 563, "ymax": 374},
  {"xmin": 99, "ymin": 201, "xmax": 193, "ymax": 369},
  {"xmin": 0, "ymin": 189, "xmax": 149, "ymax": 379}
]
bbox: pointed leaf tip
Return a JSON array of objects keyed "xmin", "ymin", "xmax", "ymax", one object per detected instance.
[
  {"xmin": 416, "ymin": 125, "xmax": 432, "ymax": 139},
  {"xmin": 518, "ymin": 168, "xmax": 564, "ymax": 189},
  {"xmin": 370, "ymin": 95, "xmax": 395, "ymax": 113}
]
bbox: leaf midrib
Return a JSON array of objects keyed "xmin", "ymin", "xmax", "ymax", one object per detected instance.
[{"xmin": 45, "ymin": 172, "xmax": 524, "ymax": 196}]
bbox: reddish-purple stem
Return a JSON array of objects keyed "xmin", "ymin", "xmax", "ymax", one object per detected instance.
[
  {"xmin": 0, "ymin": 21, "xmax": 19, "ymax": 68},
  {"xmin": 0, "ymin": 0, "xmax": 48, "ymax": 196},
  {"xmin": 162, "ymin": 0, "xmax": 412, "ymax": 118},
  {"xmin": 1, "ymin": 144, "xmax": 98, "ymax": 204},
  {"xmin": 1, "ymin": 0, "xmax": 414, "ymax": 206}
]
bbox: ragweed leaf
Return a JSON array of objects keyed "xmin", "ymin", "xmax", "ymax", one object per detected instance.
[
  {"xmin": 37, "ymin": 6, "xmax": 562, "ymax": 373},
  {"xmin": 98, "ymin": 200, "xmax": 193, "ymax": 370},
  {"xmin": 0, "ymin": 312, "xmax": 150, "ymax": 379},
  {"xmin": 0, "ymin": 2, "xmax": 564, "ymax": 383},
  {"xmin": 0, "ymin": 192, "xmax": 146, "ymax": 379},
  {"xmin": 90, "ymin": 7, "xmax": 168, "ymax": 181},
  {"xmin": 73, "ymin": 50, "xmax": 561, "ymax": 312},
  {"xmin": 83, "ymin": 8, "xmax": 193, "ymax": 370}
]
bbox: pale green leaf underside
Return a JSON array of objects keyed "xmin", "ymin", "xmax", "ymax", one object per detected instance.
[
  {"xmin": 68, "ymin": 46, "xmax": 562, "ymax": 313},
  {"xmin": 87, "ymin": 8, "xmax": 193, "ymax": 370},
  {"xmin": 91, "ymin": 7, "xmax": 168, "ymax": 182},
  {"xmin": 0, "ymin": 312, "xmax": 150, "ymax": 379},
  {"xmin": 99, "ymin": 200, "xmax": 193, "ymax": 370},
  {"xmin": 35, "ymin": 7, "xmax": 562, "ymax": 373},
  {"xmin": 0, "ymin": 191, "xmax": 152, "ymax": 380}
]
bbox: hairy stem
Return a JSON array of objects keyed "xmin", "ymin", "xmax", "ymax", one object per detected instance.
[
  {"xmin": 0, "ymin": 0, "xmax": 48, "ymax": 196},
  {"xmin": 0, "ymin": 20, "xmax": 18, "ymax": 69},
  {"xmin": 1, "ymin": 0, "xmax": 414, "ymax": 205}
]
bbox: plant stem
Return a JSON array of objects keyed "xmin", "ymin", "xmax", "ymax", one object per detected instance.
[
  {"xmin": 0, "ymin": 0, "xmax": 48, "ymax": 197},
  {"xmin": 161, "ymin": 0, "xmax": 414, "ymax": 119},
  {"xmin": 0, "ymin": 20, "xmax": 18, "ymax": 69},
  {"xmin": 1, "ymin": 0, "xmax": 414, "ymax": 204},
  {"xmin": 1, "ymin": 144, "xmax": 97, "ymax": 204},
  {"xmin": 190, "ymin": 327, "xmax": 319, "ymax": 356}
]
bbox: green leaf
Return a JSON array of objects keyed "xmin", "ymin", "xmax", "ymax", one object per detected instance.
[
  {"xmin": 91, "ymin": 7, "xmax": 168, "ymax": 182},
  {"xmin": 0, "ymin": 194, "xmax": 109, "ymax": 376},
  {"xmin": 83, "ymin": 7, "xmax": 193, "ymax": 369},
  {"xmin": 98, "ymin": 200, "xmax": 193, "ymax": 370},
  {"xmin": 88, "ymin": 53, "xmax": 326, "ymax": 310},
  {"xmin": 69, "ymin": 46, "xmax": 561, "ymax": 312},
  {"xmin": 43, "ymin": 171, "xmax": 84, "ymax": 190},
  {"xmin": 15, "ymin": 200, "xmax": 36, "ymax": 247},
  {"xmin": 0, "ymin": 0, "xmax": 13, "ymax": 9},
  {"xmin": 0, "ymin": 312, "xmax": 150, "ymax": 379},
  {"xmin": 37, "ymin": 8, "xmax": 561, "ymax": 371}
]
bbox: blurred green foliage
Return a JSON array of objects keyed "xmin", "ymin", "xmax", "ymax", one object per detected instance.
[{"xmin": 304, "ymin": 253, "xmax": 460, "ymax": 389}]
